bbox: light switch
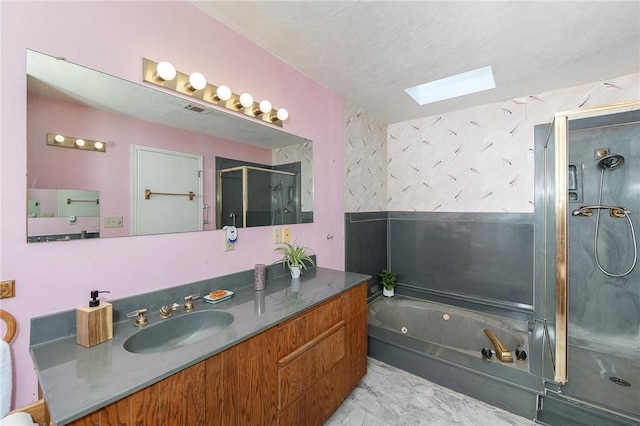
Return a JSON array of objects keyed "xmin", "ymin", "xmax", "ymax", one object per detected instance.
[
  {"xmin": 274, "ymin": 228, "xmax": 282, "ymax": 244},
  {"xmin": 283, "ymin": 227, "xmax": 290, "ymax": 243}
]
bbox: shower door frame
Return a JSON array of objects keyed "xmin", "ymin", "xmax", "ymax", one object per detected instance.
[
  {"xmin": 216, "ymin": 165, "xmax": 297, "ymax": 227},
  {"xmin": 551, "ymin": 100, "xmax": 639, "ymax": 385}
]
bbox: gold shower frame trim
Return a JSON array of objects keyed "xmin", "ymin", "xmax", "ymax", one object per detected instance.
[
  {"xmin": 216, "ymin": 165, "xmax": 296, "ymax": 228},
  {"xmin": 552, "ymin": 100, "xmax": 639, "ymax": 385}
]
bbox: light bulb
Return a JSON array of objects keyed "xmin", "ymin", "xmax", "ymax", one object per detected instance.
[
  {"xmin": 54, "ymin": 135, "xmax": 65, "ymax": 143},
  {"xmin": 188, "ymin": 72, "xmax": 207, "ymax": 91},
  {"xmin": 276, "ymin": 108, "xmax": 289, "ymax": 121},
  {"xmin": 239, "ymin": 93, "xmax": 254, "ymax": 108},
  {"xmin": 94, "ymin": 141, "xmax": 104, "ymax": 150},
  {"xmin": 259, "ymin": 100, "xmax": 272, "ymax": 114},
  {"xmin": 75, "ymin": 139, "xmax": 85, "ymax": 147},
  {"xmin": 155, "ymin": 61, "xmax": 176, "ymax": 82},
  {"xmin": 214, "ymin": 85, "xmax": 232, "ymax": 101}
]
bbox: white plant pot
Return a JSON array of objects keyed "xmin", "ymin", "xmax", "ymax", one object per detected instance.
[
  {"xmin": 289, "ymin": 278, "xmax": 301, "ymax": 293},
  {"xmin": 290, "ymin": 266, "xmax": 301, "ymax": 279},
  {"xmin": 383, "ymin": 287, "xmax": 394, "ymax": 297}
]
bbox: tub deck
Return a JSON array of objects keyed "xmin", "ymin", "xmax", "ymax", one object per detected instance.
[{"xmin": 367, "ymin": 295, "xmax": 542, "ymax": 420}]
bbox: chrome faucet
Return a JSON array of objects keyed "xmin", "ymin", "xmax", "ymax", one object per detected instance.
[
  {"xmin": 483, "ymin": 329, "xmax": 513, "ymax": 363},
  {"xmin": 159, "ymin": 302, "xmax": 179, "ymax": 319}
]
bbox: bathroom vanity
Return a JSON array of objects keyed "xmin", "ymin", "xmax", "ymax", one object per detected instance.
[{"xmin": 30, "ymin": 268, "xmax": 369, "ymax": 425}]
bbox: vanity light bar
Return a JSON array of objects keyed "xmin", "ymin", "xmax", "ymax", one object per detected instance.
[
  {"xmin": 46, "ymin": 133, "xmax": 106, "ymax": 153},
  {"xmin": 142, "ymin": 58, "xmax": 288, "ymax": 128}
]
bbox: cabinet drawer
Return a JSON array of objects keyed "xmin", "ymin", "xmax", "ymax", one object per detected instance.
[
  {"xmin": 278, "ymin": 321, "xmax": 345, "ymax": 410},
  {"xmin": 277, "ymin": 361, "xmax": 346, "ymax": 426},
  {"xmin": 278, "ymin": 295, "xmax": 343, "ymax": 358}
]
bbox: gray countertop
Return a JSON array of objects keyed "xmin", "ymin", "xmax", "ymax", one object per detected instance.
[{"xmin": 30, "ymin": 267, "xmax": 370, "ymax": 425}]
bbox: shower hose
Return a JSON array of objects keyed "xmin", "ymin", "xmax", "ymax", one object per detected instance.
[{"xmin": 594, "ymin": 168, "xmax": 638, "ymax": 277}]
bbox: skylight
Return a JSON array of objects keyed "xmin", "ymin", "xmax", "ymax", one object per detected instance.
[{"xmin": 405, "ymin": 66, "xmax": 496, "ymax": 105}]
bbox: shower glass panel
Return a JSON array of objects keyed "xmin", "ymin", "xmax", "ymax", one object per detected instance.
[
  {"xmin": 217, "ymin": 165, "xmax": 300, "ymax": 228},
  {"xmin": 564, "ymin": 108, "xmax": 639, "ymax": 418},
  {"xmin": 538, "ymin": 118, "xmax": 559, "ymax": 384},
  {"xmin": 548, "ymin": 103, "xmax": 640, "ymax": 421}
]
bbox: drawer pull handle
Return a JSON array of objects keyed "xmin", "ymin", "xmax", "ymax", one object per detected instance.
[{"xmin": 278, "ymin": 320, "xmax": 345, "ymax": 368}]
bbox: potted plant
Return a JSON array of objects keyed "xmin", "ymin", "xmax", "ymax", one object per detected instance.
[
  {"xmin": 275, "ymin": 241, "xmax": 316, "ymax": 279},
  {"xmin": 379, "ymin": 269, "xmax": 398, "ymax": 297}
]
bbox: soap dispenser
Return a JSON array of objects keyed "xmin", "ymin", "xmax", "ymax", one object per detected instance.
[{"xmin": 76, "ymin": 290, "xmax": 113, "ymax": 348}]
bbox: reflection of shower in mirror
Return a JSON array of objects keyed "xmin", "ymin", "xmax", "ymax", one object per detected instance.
[{"xmin": 272, "ymin": 180, "xmax": 286, "ymax": 226}]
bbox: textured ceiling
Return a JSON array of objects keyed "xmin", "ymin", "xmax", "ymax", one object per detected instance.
[{"xmin": 191, "ymin": 1, "xmax": 640, "ymax": 124}]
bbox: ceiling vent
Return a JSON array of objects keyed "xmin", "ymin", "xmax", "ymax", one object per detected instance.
[{"xmin": 181, "ymin": 103, "xmax": 212, "ymax": 114}]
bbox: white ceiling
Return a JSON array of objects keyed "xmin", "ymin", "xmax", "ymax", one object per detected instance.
[{"xmin": 191, "ymin": 1, "xmax": 640, "ymax": 124}]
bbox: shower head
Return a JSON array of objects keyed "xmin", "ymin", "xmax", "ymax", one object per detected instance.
[{"xmin": 597, "ymin": 154, "xmax": 625, "ymax": 170}]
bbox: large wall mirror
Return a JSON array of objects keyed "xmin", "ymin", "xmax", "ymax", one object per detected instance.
[{"xmin": 26, "ymin": 49, "xmax": 313, "ymax": 242}]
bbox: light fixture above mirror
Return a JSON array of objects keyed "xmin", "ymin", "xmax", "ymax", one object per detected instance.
[
  {"xmin": 142, "ymin": 58, "xmax": 288, "ymax": 127},
  {"xmin": 47, "ymin": 133, "xmax": 106, "ymax": 152}
]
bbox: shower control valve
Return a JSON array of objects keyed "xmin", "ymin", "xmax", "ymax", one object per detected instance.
[{"xmin": 610, "ymin": 207, "xmax": 628, "ymax": 219}]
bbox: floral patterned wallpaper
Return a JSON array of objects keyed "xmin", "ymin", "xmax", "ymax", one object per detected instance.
[{"xmin": 344, "ymin": 72, "xmax": 639, "ymax": 213}]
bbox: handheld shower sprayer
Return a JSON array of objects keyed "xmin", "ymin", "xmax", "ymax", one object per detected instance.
[{"xmin": 572, "ymin": 152, "xmax": 636, "ymax": 277}]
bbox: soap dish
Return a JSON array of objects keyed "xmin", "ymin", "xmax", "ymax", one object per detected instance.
[{"xmin": 204, "ymin": 290, "xmax": 234, "ymax": 304}]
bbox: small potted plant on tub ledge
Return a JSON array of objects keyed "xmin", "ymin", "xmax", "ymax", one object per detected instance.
[
  {"xmin": 379, "ymin": 269, "xmax": 398, "ymax": 297},
  {"xmin": 275, "ymin": 241, "xmax": 316, "ymax": 279}
]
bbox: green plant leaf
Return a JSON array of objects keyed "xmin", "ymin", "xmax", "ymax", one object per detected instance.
[
  {"xmin": 379, "ymin": 269, "xmax": 398, "ymax": 290},
  {"xmin": 274, "ymin": 241, "xmax": 316, "ymax": 271}
]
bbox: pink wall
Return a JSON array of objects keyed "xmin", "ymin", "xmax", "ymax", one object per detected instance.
[
  {"xmin": 28, "ymin": 95, "xmax": 273, "ymax": 236},
  {"xmin": 0, "ymin": 1, "xmax": 345, "ymax": 408}
]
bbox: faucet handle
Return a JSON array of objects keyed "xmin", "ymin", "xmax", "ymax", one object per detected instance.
[
  {"xmin": 159, "ymin": 303, "xmax": 179, "ymax": 318},
  {"xmin": 126, "ymin": 308, "xmax": 149, "ymax": 327},
  {"xmin": 183, "ymin": 294, "xmax": 200, "ymax": 312}
]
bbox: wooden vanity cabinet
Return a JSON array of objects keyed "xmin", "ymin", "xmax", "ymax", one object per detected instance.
[{"xmin": 66, "ymin": 282, "xmax": 367, "ymax": 426}]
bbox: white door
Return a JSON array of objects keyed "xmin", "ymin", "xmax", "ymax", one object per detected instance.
[{"xmin": 132, "ymin": 145, "xmax": 203, "ymax": 235}]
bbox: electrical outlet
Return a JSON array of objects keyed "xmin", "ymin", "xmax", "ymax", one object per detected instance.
[
  {"xmin": 283, "ymin": 227, "xmax": 291, "ymax": 243},
  {"xmin": 225, "ymin": 241, "xmax": 234, "ymax": 251},
  {"xmin": 274, "ymin": 228, "xmax": 282, "ymax": 243},
  {"xmin": 104, "ymin": 216, "xmax": 123, "ymax": 228}
]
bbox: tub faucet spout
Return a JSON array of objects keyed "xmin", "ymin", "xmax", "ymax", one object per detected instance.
[{"xmin": 483, "ymin": 329, "xmax": 513, "ymax": 363}]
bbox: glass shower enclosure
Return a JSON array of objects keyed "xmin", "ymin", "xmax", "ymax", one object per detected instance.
[
  {"xmin": 217, "ymin": 165, "xmax": 300, "ymax": 228},
  {"xmin": 539, "ymin": 101, "xmax": 639, "ymax": 422}
]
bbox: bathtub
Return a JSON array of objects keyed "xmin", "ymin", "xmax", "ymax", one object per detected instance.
[
  {"xmin": 368, "ymin": 295, "xmax": 541, "ymax": 419},
  {"xmin": 368, "ymin": 295, "xmax": 530, "ymax": 371}
]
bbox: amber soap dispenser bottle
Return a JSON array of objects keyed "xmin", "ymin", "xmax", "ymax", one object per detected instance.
[{"xmin": 77, "ymin": 290, "xmax": 113, "ymax": 348}]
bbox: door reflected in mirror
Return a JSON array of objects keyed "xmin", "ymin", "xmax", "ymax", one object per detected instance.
[{"xmin": 26, "ymin": 49, "xmax": 313, "ymax": 242}]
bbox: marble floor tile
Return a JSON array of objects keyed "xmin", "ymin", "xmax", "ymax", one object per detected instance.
[{"xmin": 326, "ymin": 358, "xmax": 535, "ymax": 426}]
